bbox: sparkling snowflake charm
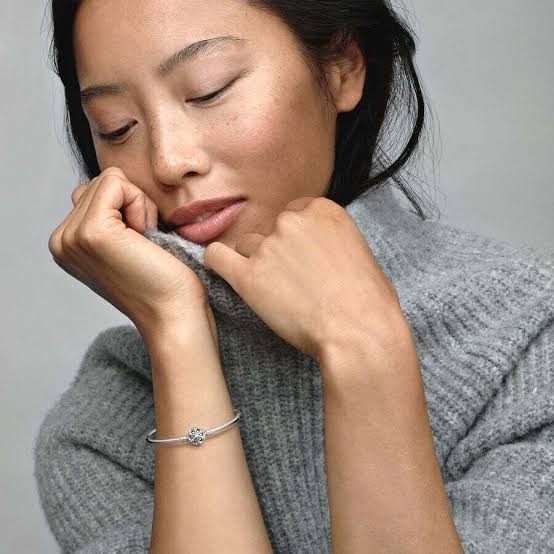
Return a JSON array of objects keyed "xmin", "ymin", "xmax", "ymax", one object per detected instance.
[{"xmin": 186, "ymin": 426, "xmax": 207, "ymax": 446}]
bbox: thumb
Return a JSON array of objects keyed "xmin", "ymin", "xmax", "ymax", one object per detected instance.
[{"xmin": 204, "ymin": 241, "xmax": 248, "ymax": 295}]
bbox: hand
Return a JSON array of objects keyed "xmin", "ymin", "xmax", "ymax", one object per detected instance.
[
  {"xmin": 48, "ymin": 167, "xmax": 218, "ymax": 343},
  {"xmin": 204, "ymin": 196, "xmax": 407, "ymax": 363}
]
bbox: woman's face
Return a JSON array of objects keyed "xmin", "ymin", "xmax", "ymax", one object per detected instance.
[{"xmin": 74, "ymin": 0, "xmax": 365, "ymax": 246}]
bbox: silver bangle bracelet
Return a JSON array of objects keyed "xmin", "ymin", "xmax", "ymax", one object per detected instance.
[{"xmin": 145, "ymin": 409, "xmax": 241, "ymax": 446}]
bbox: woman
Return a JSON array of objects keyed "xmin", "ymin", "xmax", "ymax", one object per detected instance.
[{"xmin": 34, "ymin": 0, "xmax": 554, "ymax": 552}]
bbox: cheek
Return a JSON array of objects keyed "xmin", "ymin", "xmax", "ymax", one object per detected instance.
[
  {"xmin": 94, "ymin": 141, "xmax": 149, "ymax": 183},
  {"xmin": 229, "ymin": 104, "xmax": 292, "ymax": 161},
  {"xmin": 216, "ymin": 91, "xmax": 309, "ymax": 183}
]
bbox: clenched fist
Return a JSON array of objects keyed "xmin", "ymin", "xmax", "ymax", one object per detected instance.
[{"xmin": 48, "ymin": 167, "xmax": 218, "ymax": 345}]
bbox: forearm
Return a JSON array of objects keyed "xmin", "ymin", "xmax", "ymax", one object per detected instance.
[
  {"xmin": 144, "ymin": 322, "xmax": 273, "ymax": 554},
  {"xmin": 319, "ymin": 332, "xmax": 464, "ymax": 554}
]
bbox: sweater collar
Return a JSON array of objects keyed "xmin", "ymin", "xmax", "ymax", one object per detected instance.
[{"xmin": 143, "ymin": 183, "xmax": 411, "ymax": 325}]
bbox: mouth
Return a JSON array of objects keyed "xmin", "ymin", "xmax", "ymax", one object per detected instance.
[{"xmin": 170, "ymin": 199, "xmax": 247, "ymax": 244}]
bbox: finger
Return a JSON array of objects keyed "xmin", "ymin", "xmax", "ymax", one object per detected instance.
[
  {"xmin": 71, "ymin": 184, "xmax": 88, "ymax": 207},
  {"xmin": 143, "ymin": 195, "xmax": 159, "ymax": 230},
  {"xmin": 95, "ymin": 166, "xmax": 151, "ymax": 233},
  {"xmin": 51, "ymin": 178, "xmax": 99, "ymax": 247},
  {"xmin": 50, "ymin": 171, "xmax": 119, "ymax": 256},
  {"xmin": 95, "ymin": 167, "xmax": 158, "ymax": 231},
  {"xmin": 84, "ymin": 173, "xmax": 150, "ymax": 233},
  {"xmin": 233, "ymin": 233, "xmax": 266, "ymax": 258},
  {"xmin": 72, "ymin": 167, "xmax": 126, "ymax": 215},
  {"xmin": 64, "ymin": 176, "xmax": 102, "ymax": 235},
  {"xmin": 203, "ymin": 241, "xmax": 249, "ymax": 295}
]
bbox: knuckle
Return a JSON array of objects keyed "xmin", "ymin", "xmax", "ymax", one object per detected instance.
[
  {"xmin": 311, "ymin": 196, "xmax": 339, "ymax": 214},
  {"xmin": 48, "ymin": 229, "xmax": 60, "ymax": 256},
  {"xmin": 99, "ymin": 173, "xmax": 121, "ymax": 187},
  {"xmin": 59, "ymin": 227, "xmax": 74, "ymax": 251},
  {"xmin": 101, "ymin": 168, "xmax": 127, "ymax": 184},
  {"xmin": 274, "ymin": 211, "xmax": 288, "ymax": 229},
  {"xmin": 75, "ymin": 223, "xmax": 101, "ymax": 250},
  {"xmin": 311, "ymin": 196, "xmax": 329, "ymax": 209},
  {"xmin": 275, "ymin": 210, "xmax": 300, "ymax": 229},
  {"xmin": 71, "ymin": 185, "xmax": 85, "ymax": 205},
  {"xmin": 102, "ymin": 166, "xmax": 125, "ymax": 177},
  {"xmin": 319, "ymin": 197, "xmax": 342, "ymax": 217}
]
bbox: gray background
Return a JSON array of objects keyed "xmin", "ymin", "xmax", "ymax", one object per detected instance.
[{"xmin": 1, "ymin": 1, "xmax": 552, "ymax": 551}]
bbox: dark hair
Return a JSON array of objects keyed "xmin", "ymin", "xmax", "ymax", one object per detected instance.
[{"xmin": 47, "ymin": 0, "xmax": 439, "ymax": 219}]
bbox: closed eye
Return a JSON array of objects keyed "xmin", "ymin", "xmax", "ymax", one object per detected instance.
[
  {"xmin": 190, "ymin": 79, "xmax": 236, "ymax": 103},
  {"xmin": 98, "ymin": 124, "xmax": 134, "ymax": 142},
  {"xmin": 98, "ymin": 78, "xmax": 239, "ymax": 143}
]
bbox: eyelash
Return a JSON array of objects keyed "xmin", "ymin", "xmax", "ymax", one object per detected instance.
[{"xmin": 98, "ymin": 80, "xmax": 235, "ymax": 143}]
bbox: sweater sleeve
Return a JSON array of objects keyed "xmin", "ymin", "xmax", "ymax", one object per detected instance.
[
  {"xmin": 33, "ymin": 425, "xmax": 154, "ymax": 553},
  {"xmin": 33, "ymin": 333, "xmax": 157, "ymax": 554},
  {"xmin": 443, "ymin": 317, "xmax": 554, "ymax": 553}
]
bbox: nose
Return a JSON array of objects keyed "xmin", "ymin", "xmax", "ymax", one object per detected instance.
[{"xmin": 149, "ymin": 113, "xmax": 211, "ymax": 189}]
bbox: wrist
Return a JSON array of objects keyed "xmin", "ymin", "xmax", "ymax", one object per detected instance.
[
  {"xmin": 139, "ymin": 312, "xmax": 223, "ymax": 383},
  {"xmin": 131, "ymin": 289, "xmax": 211, "ymax": 340},
  {"xmin": 143, "ymin": 317, "xmax": 232, "ymax": 420},
  {"xmin": 318, "ymin": 314, "xmax": 419, "ymax": 393},
  {"xmin": 136, "ymin": 305, "xmax": 213, "ymax": 347}
]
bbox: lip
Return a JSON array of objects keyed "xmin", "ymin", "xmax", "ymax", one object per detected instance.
[
  {"xmin": 174, "ymin": 200, "xmax": 247, "ymax": 244},
  {"xmin": 167, "ymin": 195, "xmax": 246, "ymax": 227}
]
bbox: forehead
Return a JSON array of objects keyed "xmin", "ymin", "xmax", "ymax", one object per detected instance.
[{"xmin": 73, "ymin": 0, "xmax": 260, "ymax": 81}]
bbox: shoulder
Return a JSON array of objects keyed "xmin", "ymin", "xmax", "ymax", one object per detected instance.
[
  {"xmin": 394, "ymin": 213, "xmax": 554, "ymax": 460},
  {"xmin": 403, "ymin": 212, "xmax": 554, "ymax": 372},
  {"xmin": 401, "ymin": 205, "xmax": 553, "ymax": 284},
  {"xmin": 394, "ymin": 210, "xmax": 553, "ymax": 318}
]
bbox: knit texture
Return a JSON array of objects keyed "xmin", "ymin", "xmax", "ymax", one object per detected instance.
[{"xmin": 34, "ymin": 182, "xmax": 554, "ymax": 553}]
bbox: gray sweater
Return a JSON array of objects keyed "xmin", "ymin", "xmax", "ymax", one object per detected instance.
[{"xmin": 34, "ymin": 183, "xmax": 554, "ymax": 553}]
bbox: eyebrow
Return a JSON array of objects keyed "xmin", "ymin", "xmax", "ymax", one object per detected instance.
[{"xmin": 80, "ymin": 35, "xmax": 245, "ymax": 105}]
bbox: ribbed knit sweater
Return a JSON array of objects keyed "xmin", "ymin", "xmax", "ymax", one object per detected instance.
[{"xmin": 34, "ymin": 183, "xmax": 554, "ymax": 553}]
